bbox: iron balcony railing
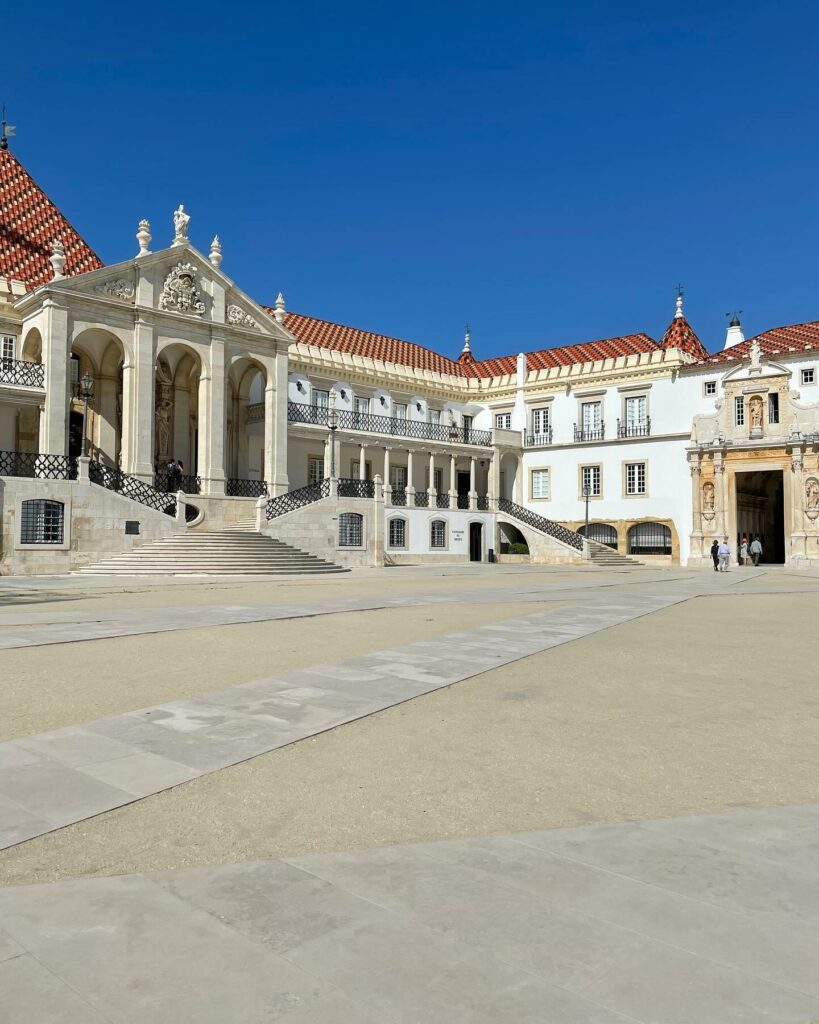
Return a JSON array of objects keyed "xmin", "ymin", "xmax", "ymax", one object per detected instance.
[
  {"xmin": 390, "ymin": 488, "xmax": 407, "ymax": 506},
  {"xmin": 89, "ymin": 460, "xmax": 176, "ymax": 516},
  {"xmin": 337, "ymin": 478, "xmax": 375, "ymax": 498},
  {"xmin": 476, "ymin": 495, "xmax": 490, "ymax": 510},
  {"xmin": 287, "ymin": 401, "xmax": 492, "ymax": 447},
  {"xmin": 0, "ymin": 450, "xmax": 77, "ymax": 480},
  {"xmin": 617, "ymin": 417, "xmax": 651, "ymax": 438},
  {"xmin": 525, "ymin": 429, "xmax": 553, "ymax": 446},
  {"xmin": 456, "ymin": 493, "xmax": 470, "ymax": 509},
  {"xmin": 225, "ymin": 478, "xmax": 268, "ymax": 498},
  {"xmin": 573, "ymin": 423, "xmax": 605, "ymax": 442},
  {"xmin": 414, "ymin": 491, "xmax": 429, "ymax": 507},
  {"xmin": 154, "ymin": 470, "xmax": 202, "ymax": 494},
  {"xmin": 436, "ymin": 493, "xmax": 450, "ymax": 508},
  {"xmin": 266, "ymin": 478, "xmax": 331, "ymax": 520},
  {"xmin": 0, "ymin": 359, "xmax": 45, "ymax": 388},
  {"xmin": 496, "ymin": 496, "xmax": 584, "ymax": 551}
]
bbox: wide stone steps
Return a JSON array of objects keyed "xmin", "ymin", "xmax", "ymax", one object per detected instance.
[
  {"xmin": 76, "ymin": 529, "xmax": 348, "ymax": 576},
  {"xmin": 587, "ymin": 541, "xmax": 644, "ymax": 568}
]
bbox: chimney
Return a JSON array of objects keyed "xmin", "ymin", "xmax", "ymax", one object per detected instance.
[{"xmin": 724, "ymin": 312, "xmax": 745, "ymax": 350}]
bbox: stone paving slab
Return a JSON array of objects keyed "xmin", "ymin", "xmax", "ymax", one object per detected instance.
[
  {"xmin": 3, "ymin": 801, "xmax": 819, "ymax": 1022},
  {"xmin": 0, "ymin": 590, "xmax": 686, "ymax": 851}
]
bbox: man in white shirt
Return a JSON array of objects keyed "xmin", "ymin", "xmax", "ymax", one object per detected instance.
[
  {"xmin": 717, "ymin": 539, "xmax": 731, "ymax": 572},
  {"xmin": 749, "ymin": 537, "xmax": 763, "ymax": 566}
]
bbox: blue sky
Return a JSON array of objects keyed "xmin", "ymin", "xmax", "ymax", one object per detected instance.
[{"xmin": 6, "ymin": 1, "xmax": 819, "ymax": 359}]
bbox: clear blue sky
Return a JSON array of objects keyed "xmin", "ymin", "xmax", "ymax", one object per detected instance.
[{"xmin": 7, "ymin": 1, "xmax": 819, "ymax": 359}]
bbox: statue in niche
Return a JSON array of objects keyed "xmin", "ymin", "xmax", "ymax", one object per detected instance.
[
  {"xmin": 749, "ymin": 395, "xmax": 763, "ymax": 429},
  {"xmin": 807, "ymin": 477, "xmax": 819, "ymax": 511},
  {"xmin": 702, "ymin": 481, "xmax": 715, "ymax": 512}
]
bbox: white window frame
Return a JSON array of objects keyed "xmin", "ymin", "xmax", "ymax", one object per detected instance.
[
  {"xmin": 394, "ymin": 402, "xmax": 408, "ymax": 421},
  {"xmin": 531, "ymin": 467, "xmax": 550, "ymax": 500},
  {"xmin": 703, "ymin": 380, "xmax": 717, "ymax": 397},
  {"xmin": 430, "ymin": 519, "xmax": 447, "ymax": 549},
  {"xmin": 624, "ymin": 395, "xmax": 647, "ymax": 427},
  {"xmin": 581, "ymin": 401, "xmax": 602, "ymax": 431},
  {"xmin": 354, "ymin": 396, "xmax": 370, "ymax": 416},
  {"xmin": 390, "ymin": 465, "xmax": 407, "ymax": 490},
  {"xmin": 801, "ymin": 368, "xmax": 816, "ymax": 386},
  {"xmin": 425, "ymin": 467, "xmax": 443, "ymax": 492},
  {"xmin": 768, "ymin": 392, "xmax": 780, "ymax": 425},
  {"xmin": 338, "ymin": 512, "xmax": 364, "ymax": 548},
  {"xmin": 531, "ymin": 407, "xmax": 550, "ymax": 436},
  {"xmin": 1, "ymin": 334, "xmax": 15, "ymax": 363},
  {"xmin": 624, "ymin": 461, "xmax": 647, "ymax": 496},
  {"xmin": 580, "ymin": 464, "xmax": 602, "ymax": 498},
  {"xmin": 388, "ymin": 517, "xmax": 407, "ymax": 549},
  {"xmin": 495, "ymin": 412, "xmax": 512, "ymax": 430},
  {"xmin": 311, "ymin": 388, "xmax": 329, "ymax": 409},
  {"xmin": 307, "ymin": 455, "xmax": 324, "ymax": 486},
  {"xmin": 428, "ymin": 408, "xmax": 441, "ymax": 426},
  {"xmin": 734, "ymin": 396, "xmax": 745, "ymax": 426}
]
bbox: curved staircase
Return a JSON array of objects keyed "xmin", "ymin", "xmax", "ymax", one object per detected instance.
[{"xmin": 76, "ymin": 528, "xmax": 348, "ymax": 576}]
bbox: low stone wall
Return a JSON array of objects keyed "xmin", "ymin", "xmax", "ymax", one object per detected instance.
[
  {"xmin": 0, "ymin": 477, "xmax": 183, "ymax": 575},
  {"xmin": 261, "ymin": 495, "xmax": 382, "ymax": 568}
]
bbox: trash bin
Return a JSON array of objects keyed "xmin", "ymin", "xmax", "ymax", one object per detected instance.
[{"xmin": 488, "ymin": 548, "xmax": 496, "ymax": 563}]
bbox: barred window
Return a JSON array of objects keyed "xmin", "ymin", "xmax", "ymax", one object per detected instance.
[
  {"xmin": 579, "ymin": 522, "xmax": 618, "ymax": 549},
  {"xmin": 581, "ymin": 465, "xmax": 601, "ymax": 496},
  {"xmin": 430, "ymin": 519, "xmax": 447, "ymax": 548},
  {"xmin": 388, "ymin": 518, "xmax": 406, "ymax": 548},
  {"xmin": 628, "ymin": 522, "xmax": 671, "ymax": 555},
  {"xmin": 734, "ymin": 396, "xmax": 745, "ymax": 426},
  {"xmin": 338, "ymin": 512, "xmax": 363, "ymax": 547},
  {"xmin": 625, "ymin": 462, "xmax": 646, "ymax": 495},
  {"xmin": 20, "ymin": 499, "xmax": 64, "ymax": 544},
  {"xmin": 531, "ymin": 469, "xmax": 550, "ymax": 499}
]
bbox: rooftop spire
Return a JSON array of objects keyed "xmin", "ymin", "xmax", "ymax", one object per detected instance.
[
  {"xmin": 0, "ymin": 107, "xmax": 15, "ymax": 151},
  {"xmin": 724, "ymin": 310, "xmax": 745, "ymax": 350},
  {"xmin": 462, "ymin": 323, "xmax": 471, "ymax": 354},
  {"xmin": 674, "ymin": 283, "xmax": 684, "ymax": 319}
]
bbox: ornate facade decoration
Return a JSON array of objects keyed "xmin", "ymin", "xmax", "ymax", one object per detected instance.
[
  {"xmin": 226, "ymin": 304, "xmax": 257, "ymax": 329},
  {"xmin": 95, "ymin": 279, "xmax": 135, "ymax": 302},
  {"xmin": 172, "ymin": 204, "xmax": 190, "ymax": 246},
  {"xmin": 159, "ymin": 263, "xmax": 205, "ymax": 316},
  {"xmin": 806, "ymin": 477, "xmax": 819, "ymax": 519},
  {"xmin": 702, "ymin": 480, "xmax": 715, "ymax": 516}
]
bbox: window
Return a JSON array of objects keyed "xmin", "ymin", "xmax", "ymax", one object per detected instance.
[
  {"xmin": 307, "ymin": 457, "xmax": 324, "ymax": 486},
  {"xmin": 495, "ymin": 412, "xmax": 512, "ymax": 429},
  {"xmin": 531, "ymin": 468, "xmax": 550, "ymax": 499},
  {"xmin": 531, "ymin": 407, "xmax": 550, "ymax": 437},
  {"xmin": 70, "ymin": 353, "xmax": 80, "ymax": 393},
  {"xmin": 628, "ymin": 522, "xmax": 671, "ymax": 555},
  {"xmin": 1, "ymin": 335, "xmax": 15, "ymax": 364},
  {"xmin": 338, "ymin": 512, "xmax": 363, "ymax": 547},
  {"xmin": 704, "ymin": 380, "xmax": 717, "ymax": 397},
  {"xmin": 462, "ymin": 414, "xmax": 473, "ymax": 435},
  {"xmin": 429, "ymin": 409, "xmax": 441, "ymax": 426},
  {"xmin": 581, "ymin": 465, "xmax": 602, "ymax": 497},
  {"xmin": 802, "ymin": 368, "xmax": 815, "ymax": 386},
  {"xmin": 390, "ymin": 465, "xmax": 407, "ymax": 489},
  {"xmin": 430, "ymin": 519, "xmax": 447, "ymax": 548},
  {"xmin": 311, "ymin": 388, "xmax": 329, "ymax": 410},
  {"xmin": 624, "ymin": 395, "xmax": 647, "ymax": 427},
  {"xmin": 625, "ymin": 461, "xmax": 647, "ymax": 495},
  {"xmin": 581, "ymin": 401, "xmax": 602, "ymax": 431},
  {"xmin": 579, "ymin": 523, "xmax": 617, "ymax": 549},
  {"xmin": 351, "ymin": 460, "xmax": 371, "ymax": 480},
  {"xmin": 426, "ymin": 467, "xmax": 443, "ymax": 491},
  {"xmin": 388, "ymin": 518, "xmax": 406, "ymax": 548},
  {"xmin": 734, "ymin": 396, "xmax": 745, "ymax": 426},
  {"xmin": 768, "ymin": 392, "xmax": 780, "ymax": 425},
  {"xmin": 354, "ymin": 396, "xmax": 370, "ymax": 416},
  {"xmin": 394, "ymin": 402, "xmax": 407, "ymax": 420},
  {"xmin": 20, "ymin": 500, "xmax": 64, "ymax": 544}
]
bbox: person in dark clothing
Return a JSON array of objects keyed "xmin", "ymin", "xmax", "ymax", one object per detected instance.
[
  {"xmin": 165, "ymin": 458, "xmax": 178, "ymax": 492},
  {"xmin": 710, "ymin": 538, "xmax": 719, "ymax": 571}
]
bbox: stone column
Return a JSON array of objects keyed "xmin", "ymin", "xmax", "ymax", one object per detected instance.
[
  {"xmin": 372, "ymin": 474, "xmax": 385, "ymax": 566},
  {"xmin": 714, "ymin": 454, "xmax": 727, "ymax": 538},
  {"xmin": 689, "ymin": 454, "xmax": 703, "ymax": 561},
  {"xmin": 469, "ymin": 455, "xmax": 477, "ymax": 510},
  {"xmin": 198, "ymin": 336, "xmax": 226, "ymax": 495},
  {"xmin": 428, "ymin": 451, "xmax": 436, "ymax": 502},
  {"xmin": 449, "ymin": 453, "xmax": 456, "ymax": 500},
  {"xmin": 124, "ymin": 316, "xmax": 155, "ymax": 481},
  {"xmin": 40, "ymin": 298, "xmax": 69, "ymax": 455},
  {"xmin": 790, "ymin": 445, "xmax": 807, "ymax": 563},
  {"xmin": 383, "ymin": 447, "xmax": 392, "ymax": 504},
  {"xmin": 489, "ymin": 450, "xmax": 501, "ymax": 508},
  {"xmin": 323, "ymin": 433, "xmax": 331, "ymax": 479},
  {"xmin": 263, "ymin": 379, "xmax": 277, "ymax": 489},
  {"xmin": 406, "ymin": 449, "xmax": 415, "ymax": 504},
  {"xmin": 270, "ymin": 348, "xmax": 289, "ymax": 496},
  {"xmin": 359, "ymin": 444, "xmax": 367, "ymax": 480}
]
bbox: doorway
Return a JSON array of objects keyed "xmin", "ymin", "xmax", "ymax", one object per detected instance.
[
  {"xmin": 457, "ymin": 471, "xmax": 470, "ymax": 497},
  {"xmin": 735, "ymin": 469, "xmax": 785, "ymax": 564},
  {"xmin": 469, "ymin": 522, "xmax": 483, "ymax": 561}
]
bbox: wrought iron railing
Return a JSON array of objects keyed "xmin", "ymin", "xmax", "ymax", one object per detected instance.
[
  {"xmin": 574, "ymin": 423, "xmax": 605, "ymax": 442},
  {"xmin": 154, "ymin": 470, "xmax": 202, "ymax": 494},
  {"xmin": 456, "ymin": 493, "xmax": 470, "ymax": 509},
  {"xmin": 496, "ymin": 496, "xmax": 584, "ymax": 551},
  {"xmin": 265, "ymin": 478, "xmax": 331, "ymax": 520},
  {"xmin": 476, "ymin": 495, "xmax": 490, "ymax": 510},
  {"xmin": 0, "ymin": 359, "xmax": 45, "ymax": 388},
  {"xmin": 436, "ymin": 493, "xmax": 450, "ymax": 508},
  {"xmin": 226, "ymin": 478, "xmax": 268, "ymax": 498},
  {"xmin": 617, "ymin": 417, "xmax": 651, "ymax": 438},
  {"xmin": 0, "ymin": 450, "xmax": 77, "ymax": 480},
  {"xmin": 89, "ymin": 460, "xmax": 177, "ymax": 516},
  {"xmin": 287, "ymin": 401, "xmax": 492, "ymax": 446},
  {"xmin": 525, "ymin": 429, "xmax": 553, "ymax": 446},
  {"xmin": 390, "ymin": 488, "xmax": 407, "ymax": 506},
  {"xmin": 414, "ymin": 491, "xmax": 429, "ymax": 507},
  {"xmin": 337, "ymin": 477, "xmax": 375, "ymax": 498}
]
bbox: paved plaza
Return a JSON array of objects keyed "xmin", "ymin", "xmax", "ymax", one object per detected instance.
[{"xmin": 1, "ymin": 563, "xmax": 819, "ymax": 1022}]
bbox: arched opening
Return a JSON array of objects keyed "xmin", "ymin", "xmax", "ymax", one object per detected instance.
[
  {"xmin": 226, "ymin": 357, "xmax": 268, "ymax": 493},
  {"xmin": 628, "ymin": 522, "xmax": 672, "ymax": 556},
  {"xmin": 21, "ymin": 328, "xmax": 42, "ymax": 364},
  {"xmin": 498, "ymin": 521, "xmax": 529, "ymax": 554},
  {"xmin": 579, "ymin": 522, "xmax": 618, "ymax": 549},
  {"xmin": 155, "ymin": 343, "xmax": 202, "ymax": 490},
  {"xmin": 469, "ymin": 521, "xmax": 483, "ymax": 561},
  {"xmin": 69, "ymin": 329, "xmax": 125, "ymax": 466},
  {"xmin": 9, "ymin": 328, "xmax": 44, "ymax": 453}
]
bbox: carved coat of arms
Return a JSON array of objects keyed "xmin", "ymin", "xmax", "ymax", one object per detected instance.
[{"xmin": 159, "ymin": 263, "xmax": 205, "ymax": 316}]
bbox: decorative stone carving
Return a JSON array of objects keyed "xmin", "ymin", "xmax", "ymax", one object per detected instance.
[
  {"xmin": 136, "ymin": 219, "xmax": 151, "ymax": 257},
  {"xmin": 226, "ymin": 304, "xmax": 257, "ymax": 329},
  {"xmin": 806, "ymin": 477, "xmax": 819, "ymax": 520},
  {"xmin": 702, "ymin": 481, "xmax": 715, "ymax": 520},
  {"xmin": 749, "ymin": 395, "xmax": 763, "ymax": 434},
  {"xmin": 748, "ymin": 339, "xmax": 762, "ymax": 372},
  {"xmin": 159, "ymin": 263, "xmax": 205, "ymax": 316},
  {"xmin": 209, "ymin": 235, "xmax": 223, "ymax": 269},
  {"xmin": 50, "ymin": 239, "xmax": 66, "ymax": 280},
  {"xmin": 96, "ymin": 279, "xmax": 135, "ymax": 302},
  {"xmin": 172, "ymin": 204, "xmax": 190, "ymax": 247}
]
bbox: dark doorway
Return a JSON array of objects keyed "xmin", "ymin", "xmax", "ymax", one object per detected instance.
[
  {"xmin": 457, "ymin": 471, "xmax": 470, "ymax": 496},
  {"xmin": 735, "ymin": 470, "xmax": 785, "ymax": 564},
  {"xmin": 68, "ymin": 410, "xmax": 84, "ymax": 459},
  {"xmin": 469, "ymin": 522, "xmax": 483, "ymax": 561}
]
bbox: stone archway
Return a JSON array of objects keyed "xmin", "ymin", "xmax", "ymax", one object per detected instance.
[
  {"xmin": 226, "ymin": 357, "xmax": 268, "ymax": 487},
  {"xmin": 69, "ymin": 329, "xmax": 126, "ymax": 466},
  {"xmin": 155, "ymin": 343, "xmax": 203, "ymax": 484}
]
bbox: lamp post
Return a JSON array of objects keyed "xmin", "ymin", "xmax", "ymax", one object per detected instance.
[
  {"xmin": 328, "ymin": 388, "xmax": 338, "ymax": 479},
  {"xmin": 79, "ymin": 372, "xmax": 94, "ymax": 459},
  {"xmin": 582, "ymin": 483, "xmax": 591, "ymax": 535}
]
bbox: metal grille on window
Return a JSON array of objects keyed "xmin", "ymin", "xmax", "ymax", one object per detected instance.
[
  {"xmin": 338, "ymin": 512, "xmax": 363, "ymax": 547},
  {"xmin": 430, "ymin": 519, "xmax": 446, "ymax": 548},
  {"xmin": 626, "ymin": 462, "xmax": 646, "ymax": 495},
  {"xmin": 734, "ymin": 396, "xmax": 745, "ymax": 426},
  {"xmin": 388, "ymin": 518, "xmax": 406, "ymax": 548},
  {"xmin": 628, "ymin": 522, "xmax": 671, "ymax": 555},
  {"xmin": 20, "ymin": 499, "xmax": 64, "ymax": 544},
  {"xmin": 579, "ymin": 523, "xmax": 617, "ymax": 549}
]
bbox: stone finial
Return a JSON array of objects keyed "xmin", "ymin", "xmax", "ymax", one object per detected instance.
[
  {"xmin": 172, "ymin": 204, "xmax": 190, "ymax": 247},
  {"xmin": 50, "ymin": 239, "xmax": 66, "ymax": 280},
  {"xmin": 275, "ymin": 292, "xmax": 286, "ymax": 324},
  {"xmin": 136, "ymin": 219, "xmax": 152, "ymax": 257},
  {"xmin": 462, "ymin": 323, "xmax": 472, "ymax": 354},
  {"xmin": 674, "ymin": 284, "xmax": 684, "ymax": 319},
  {"xmin": 209, "ymin": 235, "xmax": 223, "ymax": 269}
]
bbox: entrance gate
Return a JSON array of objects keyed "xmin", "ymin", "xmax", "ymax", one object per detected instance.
[{"xmin": 735, "ymin": 470, "xmax": 785, "ymax": 564}]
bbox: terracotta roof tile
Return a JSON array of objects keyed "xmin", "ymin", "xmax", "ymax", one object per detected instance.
[
  {"xmin": 659, "ymin": 315, "xmax": 709, "ymax": 359},
  {"xmin": 697, "ymin": 320, "xmax": 819, "ymax": 366},
  {"xmin": 0, "ymin": 147, "xmax": 102, "ymax": 290},
  {"xmin": 463, "ymin": 333, "xmax": 659, "ymax": 378}
]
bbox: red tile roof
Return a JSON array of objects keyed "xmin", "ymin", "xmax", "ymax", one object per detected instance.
[
  {"xmin": 659, "ymin": 315, "xmax": 708, "ymax": 360},
  {"xmin": 0, "ymin": 147, "xmax": 102, "ymax": 289},
  {"xmin": 463, "ymin": 333, "xmax": 659, "ymax": 377},
  {"xmin": 697, "ymin": 320, "xmax": 819, "ymax": 365}
]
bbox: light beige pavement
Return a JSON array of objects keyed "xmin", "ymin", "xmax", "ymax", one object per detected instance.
[{"xmin": 2, "ymin": 574, "xmax": 817, "ymax": 887}]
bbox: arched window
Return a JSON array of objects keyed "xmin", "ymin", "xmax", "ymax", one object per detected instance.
[
  {"xmin": 628, "ymin": 522, "xmax": 671, "ymax": 555},
  {"xmin": 338, "ymin": 512, "xmax": 363, "ymax": 547},
  {"xmin": 388, "ymin": 518, "xmax": 407, "ymax": 549},
  {"xmin": 430, "ymin": 519, "xmax": 447, "ymax": 549},
  {"xmin": 579, "ymin": 523, "xmax": 618, "ymax": 549},
  {"xmin": 20, "ymin": 499, "xmax": 64, "ymax": 544}
]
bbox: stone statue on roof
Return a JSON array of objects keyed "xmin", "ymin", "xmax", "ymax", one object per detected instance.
[
  {"xmin": 172, "ymin": 205, "xmax": 190, "ymax": 246},
  {"xmin": 748, "ymin": 339, "xmax": 762, "ymax": 371}
]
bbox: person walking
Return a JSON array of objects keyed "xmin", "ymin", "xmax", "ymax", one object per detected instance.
[
  {"xmin": 740, "ymin": 536, "xmax": 749, "ymax": 566},
  {"xmin": 718, "ymin": 538, "xmax": 731, "ymax": 572},
  {"xmin": 750, "ymin": 536, "xmax": 763, "ymax": 566},
  {"xmin": 710, "ymin": 538, "xmax": 719, "ymax": 571}
]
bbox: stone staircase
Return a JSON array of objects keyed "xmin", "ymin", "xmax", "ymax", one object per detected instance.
[
  {"xmin": 76, "ymin": 528, "xmax": 348, "ymax": 576},
  {"xmin": 587, "ymin": 540, "xmax": 644, "ymax": 568}
]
